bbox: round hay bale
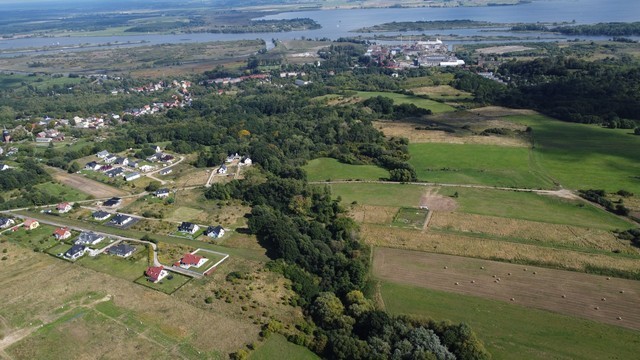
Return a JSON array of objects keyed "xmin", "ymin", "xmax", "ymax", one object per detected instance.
[
  {"xmin": 533, "ymin": 271, "xmax": 537, "ymax": 275},
  {"xmin": 494, "ymin": 280, "xmax": 498, "ymax": 283},
  {"xmin": 620, "ymin": 290, "xmax": 624, "ymax": 294},
  {"xmin": 562, "ymin": 295, "xmax": 566, "ymax": 298},
  {"xmin": 454, "ymin": 282, "xmax": 459, "ymax": 285},
  {"xmin": 492, "ymin": 275, "xmax": 496, "ymax": 278},
  {"xmin": 508, "ymin": 272, "xmax": 511, "ymax": 276},
  {"xmin": 606, "ymin": 277, "xmax": 610, "ymax": 280},
  {"xmin": 444, "ymin": 266, "xmax": 448, "ymax": 269},
  {"xmin": 617, "ymin": 316, "xmax": 622, "ymax": 320},
  {"xmin": 595, "ymin": 306, "xmax": 599, "ymax": 310},
  {"xmin": 497, "ymin": 278, "xmax": 501, "ymax": 281},
  {"xmin": 471, "ymin": 280, "xmax": 475, "ymax": 284},
  {"xmin": 480, "ymin": 266, "xmax": 485, "ymax": 270},
  {"xmin": 524, "ymin": 268, "xmax": 527, "ymax": 271},
  {"xmin": 510, "ymin": 298, "xmax": 515, "ymax": 301},
  {"xmin": 602, "ymin": 297, "xmax": 606, "ymax": 301}
]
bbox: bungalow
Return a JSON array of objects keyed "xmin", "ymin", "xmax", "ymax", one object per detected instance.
[
  {"xmin": 103, "ymin": 197, "xmax": 122, "ymax": 207},
  {"xmin": 23, "ymin": 219, "xmax": 39, "ymax": 230},
  {"xmin": 145, "ymin": 266, "xmax": 168, "ymax": 283},
  {"xmin": 105, "ymin": 168, "xmax": 125, "ymax": 178},
  {"xmin": 241, "ymin": 157, "xmax": 252, "ymax": 166},
  {"xmin": 96, "ymin": 150, "xmax": 110, "ymax": 159},
  {"xmin": 178, "ymin": 222, "xmax": 199, "ymax": 235},
  {"xmin": 217, "ymin": 164, "xmax": 227, "ymax": 174},
  {"xmin": 92, "ymin": 211, "xmax": 111, "ymax": 221},
  {"xmin": 150, "ymin": 144, "xmax": 162, "ymax": 153},
  {"xmin": 104, "ymin": 155, "xmax": 118, "ymax": 164},
  {"xmin": 0, "ymin": 217, "xmax": 15, "ymax": 229},
  {"xmin": 53, "ymin": 227, "xmax": 72, "ymax": 240},
  {"xmin": 177, "ymin": 253, "xmax": 207, "ymax": 269},
  {"xmin": 159, "ymin": 168, "xmax": 172, "ymax": 176},
  {"xmin": 75, "ymin": 231, "xmax": 105, "ymax": 245},
  {"xmin": 114, "ymin": 157, "xmax": 129, "ymax": 166},
  {"xmin": 111, "ymin": 214, "xmax": 133, "ymax": 226},
  {"xmin": 128, "ymin": 160, "xmax": 139, "ymax": 168},
  {"xmin": 85, "ymin": 161, "xmax": 101, "ymax": 171},
  {"xmin": 124, "ymin": 172, "xmax": 141, "ymax": 181},
  {"xmin": 56, "ymin": 202, "xmax": 72, "ymax": 213},
  {"xmin": 155, "ymin": 188, "xmax": 170, "ymax": 198},
  {"xmin": 107, "ymin": 243, "xmax": 136, "ymax": 257},
  {"xmin": 64, "ymin": 245, "xmax": 87, "ymax": 260},
  {"xmin": 139, "ymin": 165, "xmax": 154, "ymax": 172},
  {"xmin": 204, "ymin": 225, "xmax": 225, "ymax": 239}
]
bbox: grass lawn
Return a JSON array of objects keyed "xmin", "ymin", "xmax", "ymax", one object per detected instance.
[
  {"xmin": 446, "ymin": 187, "xmax": 633, "ymax": 230},
  {"xmin": 356, "ymin": 91, "xmax": 455, "ymax": 114},
  {"xmin": 392, "ymin": 207, "xmax": 429, "ymax": 228},
  {"xmin": 250, "ymin": 334, "xmax": 319, "ymax": 360},
  {"xmin": 380, "ymin": 281, "xmax": 640, "ymax": 360},
  {"xmin": 506, "ymin": 114, "xmax": 640, "ymax": 193},
  {"xmin": 135, "ymin": 272, "xmax": 191, "ymax": 294},
  {"xmin": 2, "ymin": 224, "xmax": 60, "ymax": 251},
  {"xmin": 408, "ymin": 143, "xmax": 555, "ymax": 188},
  {"xmin": 77, "ymin": 250, "xmax": 148, "ymax": 281},
  {"xmin": 328, "ymin": 183, "xmax": 425, "ymax": 207},
  {"xmin": 45, "ymin": 243, "xmax": 73, "ymax": 257},
  {"xmin": 304, "ymin": 158, "xmax": 389, "ymax": 181},
  {"xmin": 34, "ymin": 181, "xmax": 91, "ymax": 202}
]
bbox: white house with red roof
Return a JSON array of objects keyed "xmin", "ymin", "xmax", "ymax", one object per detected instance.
[
  {"xmin": 53, "ymin": 227, "xmax": 72, "ymax": 240},
  {"xmin": 56, "ymin": 202, "xmax": 72, "ymax": 213},
  {"xmin": 23, "ymin": 219, "xmax": 39, "ymax": 230},
  {"xmin": 176, "ymin": 253, "xmax": 207, "ymax": 269},
  {"xmin": 145, "ymin": 266, "xmax": 168, "ymax": 283}
]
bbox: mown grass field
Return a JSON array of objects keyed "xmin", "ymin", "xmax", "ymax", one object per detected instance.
[
  {"xmin": 392, "ymin": 207, "xmax": 429, "ymax": 228},
  {"xmin": 356, "ymin": 91, "xmax": 456, "ymax": 114},
  {"xmin": 408, "ymin": 143, "xmax": 555, "ymax": 188},
  {"xmin": 34, "ymin": 181, "xmax": 92, "ymax": 202},
  {"xmin": 135, "ymin": 272, "xmax": 192, "ymax": 294},
  {"xmin": 250, "ymin": 334, "xmax": 319, "ymax": 360},
  {"xmin": 304, "ymin": 158, "xmax": 389, "ymax": 181},
  {"xmin": 328, "ymin": 183, "xmax": 424, "ymax": 207},
  {"xmin": 506, "ymin": 114, "xmax": 640, "ymax": 193},
  {"xmin": 380, "ymin": 281, "xmax": 640, "ymax": 360},
  {"xmin": 77, "ymin": 250, "xmax": 148, "ymax": 281}
]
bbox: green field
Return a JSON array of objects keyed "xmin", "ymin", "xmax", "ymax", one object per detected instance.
[
  {"xmin": 0, "ymin": 74, "xmax": 85, "ymax": 92},
  {"xmin": 408, "ymin": 143, "xmax": 555, "ymax": 188},
  {"xmin": 507, "ymin": 114, "xmax": 640, "ymax": 193},
  {"xmin": 2, "ymin": 224, "xmax": 60, "ymax": 251},
  {"xmin": 328, "ymin": 183, "xmax": 424, "ymax": 207},
  {"xmin": 77, "ymin": 250, "xmax": 148, "ymax": 281},
  {"xmin": 304, "ymin": 158, "xmax": 389, "ymax": 181},
  {"xmin": 356, "ymin": 91, "xmax": 456, "ymax": 114},
  {"xmin": 34, "ymin": 181, "xmax": 91, "ymax": 202},
  {"xmin": 380, "ymin": 281, "xmax": 640, "ymax": 360},
  {"xmin": 134, "ymin": 272, "xmax": 191, "ymax": 294},
  {"xmin": 448, "ymin": 187, "xmax": 633, "ymax": 230},
  {"xmin": 250, "ymin": 334, "xmax": 319, "ymax": 360},
  {"xmin": 392, "ymin": 207, "xmax": 429, "ymax": 228}
]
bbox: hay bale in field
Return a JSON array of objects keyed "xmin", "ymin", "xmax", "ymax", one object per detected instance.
[
  {"xmin": 507, "ymin": 272, "xmax": 511, "ymax": 276},
  {"xmin": 454, "ymin": 282, "xmax": 459, "ymax": 285},
  {"xmin": 595, "ymin": 306, "xmax": 600, "ymax": 310},
  {"xmin": 602, "ymin": 297, "xmax": 606, "ymax": 301},
  {"xmin": 444, "ymin": 266, "xmax": 448, "ymax": 269},
  {"xmin": 617, "ymin": 316, "xmax": 622, "ymax": 320},
  {"xmin": 480, "ymin": 266, "xmax": 485, "ymax": 270},
  {"xmin": 510, "ymin": 298, "xmax": 515, "ymax": 301},
  {"xmin": 470, "ymin": 280, "xmax": 475, "ymax": 284},
  {"xmin": 620, "ymin": 290, "xmax": 624, "ymax": 294},
  {"xmin": 562, "ymin": 295, "xmax": 566, "ymax": 298}
]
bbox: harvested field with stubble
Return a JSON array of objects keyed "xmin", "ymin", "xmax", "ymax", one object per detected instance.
[
  {"xmin": 373, "ymin": 121, "xmax": 529, "ymax": 147},
  {"xmin": 361, "ymin": 224, "xmax": 640, "ymax": 274},
  {"xmin": 430, "ymin": 212, "xmax": 636, "ymax": 253},
  {"xmin": 49, "ymin": 167, "xmax": 127, "ymax": 198},
  {"xmin": 373, "ymin": 248, "xmax": 640, "ymax": 330}
]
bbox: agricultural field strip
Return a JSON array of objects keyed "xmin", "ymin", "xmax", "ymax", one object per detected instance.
[
  {"xmin": 1, "ymin": 211, "xmax": 206, "ymax": 279},
  {"xmin": 373, "ymin": 248, "xmax": 640, "ymax": 330}
]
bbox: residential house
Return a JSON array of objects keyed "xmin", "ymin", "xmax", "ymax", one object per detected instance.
[
  {"xmin": 124, "ymin": 172, "xmax": 141, "ymax": 181},
  {"xmin": 145, "ymin": 266, "xmax": 168, "ymax": 283},
  {"xmin": 53, "ymin": 227, "xmax": 72, "ymax": 240},
  {"xmin": 225, "ymin": 153, "xmax": 240, "ymax": 163},
  {"xmin": 103, "ymin": 197, "xmax": 122, "ymax": 207},
  {"xmin": 127, "ymin": 159, "xmax": 138, "ymax": 168},
  {"xmin": 85, "ymin": 161, "xmax": 101, "ymax": 171},
  {"xmin": 75, "ymin": 231, "xmax": 105, "ymax": 246},
  {"xmin": 107, "ymin": 243, "xmax": 136, "ymax": 257},
  {"xmin": 176, "ymin": 253, "xmax": 207, "ymax": 269},
  {"xmin": 111, "ymin": 214, "xmax": 133, "ymax": 226},
  {"xmin": 139, "ymin": 165, "xmax": 154, "ymax": 172},
  {"xmin": 241, "ymin": 157, "xmax": 252, "ymax": 166},
  {"xmin": 150, "ymin": 144, "xmax": 162, "ymax": 153},
  {"xmin": 92, "ymin": 211, "xmax": 111, "ymax": 221},
  {"xmin": 155, "ymin": 188, "xmax": 170, "ymax": 198},
  {"xmin": 114, "ymin": 157, "xmax": 129, "ymax": 166},
  {"xmin": 96, "ymin": 150, "xmax": 110, "ymax": 159},
  {"xmin": 23, "ymin": 219, "xmax": 39, "ymax": 230},
  {"xmin": 64, "ymin": 245, "xmax": 87, "ymax": 260},
  {"xmin": 217, "ymin": 164, "xmax": 227, "ymax": 174},
  {"xmin": 0, "ymin": 218, "xmax": 15, "ymax": 229},
  {"xmin": 178, "ymin": 222, "xmax": 199, "ymax": 235},
  {"xmin": 104, "ymin": 155, "xmax": 118, "ymax": 164},
  {"xmin": 159, "ymin": 168, "xmax": 172, "ymax": 175},
  {"xmin": 105, "ymin": 168, "xmax": 125, "ymax": 178},
  {"xmin": 56, "ymin": 202, "xmax": 72, "ymax": 213},
  {"xmin": 204, "ymin": 225, "xmax": 225, "ymax": 239}
]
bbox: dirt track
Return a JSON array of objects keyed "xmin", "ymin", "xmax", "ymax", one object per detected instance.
[
  {"xmin": 49, "ymin": 167, "xmax": 127, "ymax": 198},
  {"xmin": 373, "ymin": 247, "xmax": 640, "ymax": 331}
]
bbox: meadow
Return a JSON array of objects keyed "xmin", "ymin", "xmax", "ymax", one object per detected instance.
[
  {"xmin": 506, "ymin": 114, "xmax": 640, "ymax": 193},
  {"xmin": 407, "ymin": 142, "xmax": 555, "ymax": 188},
  {"xmin": 250, "ymin": 334, "xmax": 319, "ymax": 360},
  {"xmin": 355, "ymin": 91, "xmax": 456, "ymax": 114},
  {"xmin": 77, "ymin": 250, "xmax": 149, "ymax": 281},
  {"xmin": 380, "ymin": 281, "xmax": 640, "ymax": 360},
  {"xmin": 328, "ymin": 183, "xmax": 424, "ymax": 207},
  {"xmin": 303, "ymin": 157, "xmax": 388, "ymax": 181}
]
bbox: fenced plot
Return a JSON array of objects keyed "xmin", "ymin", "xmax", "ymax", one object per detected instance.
[{"xmin": 392, "ymin": 208, "xmax": 429, "ymax": 229}]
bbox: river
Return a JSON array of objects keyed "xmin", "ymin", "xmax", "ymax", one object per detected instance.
[{"xmin": 0, "ymin": 0, "xmax": 638, "ymax": 55}]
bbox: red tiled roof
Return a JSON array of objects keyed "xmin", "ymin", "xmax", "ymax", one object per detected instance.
[
  {"xmin": 146, "ymin": 266, "xmax": 164, "ymax": 281},
  {"xmin": 24, "ymin": 219, "xmax": 38, "ymax": 227},
  {"xmin": 57, "ymin": 202, "xmax": 70, "ymax": 210},
  {"xmin": 180, "ymin": 253, "xmax": 202, "ymax": 266},
  {"xmin": 53, "ymin": 227, "xmax": 69, "ymax": 237}
]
